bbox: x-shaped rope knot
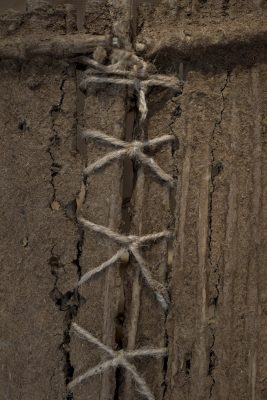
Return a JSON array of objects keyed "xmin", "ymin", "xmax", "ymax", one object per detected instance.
[
  {"xmin": 125, "ymin": 140, "xmax": 143, "ymax": 157},
  {"xmin": 77, "ymin": 217, "xmax": 171, "ymax": 310},
  {"xmin": 82, "ymin": 130, "xmax": 175, "ymax": 187},
  {"xmin": 71, "ymin": 55, "xmax": 178, "ymax": 398},
  {"xmin": 68, "ymin": 322, "xmax": 167, "ymax": 400}
]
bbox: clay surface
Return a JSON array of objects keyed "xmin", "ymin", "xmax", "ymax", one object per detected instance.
[{"xmin": 0, "ymin": 1, "xmax": 266, "ymax": 400}]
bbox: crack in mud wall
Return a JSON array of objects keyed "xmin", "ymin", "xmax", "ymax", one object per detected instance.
[
  {"xmin": 208, "ymin": 70, "xmax": 231, "ymax": 398},
  {"xmin": 48, "ymin": 73, "xmax": 85, "ymax": 400},
  {"xmin": 49, "ymin": 248, "xmax": 82, "ymax": 400},
  {"xmin": 113, "ymin": 90, "xmax": 136, "ymax": 399},
  {"xmin": 48, "ymin": 77, "xmax": 66, "ymax": 208}
]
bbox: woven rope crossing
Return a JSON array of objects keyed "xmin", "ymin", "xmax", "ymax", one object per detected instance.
[
  {"xmin": 82, "ymin": 130, "xmax": 175, "ymax": 186},
  {"xmin": 77, "ymin": 217, "xmax": 171, "ymax": 310},
  {"xmin": 68, "ymin": 323, "xmax": 167, "ymax": 400},
  {"xmin": 69, "ymin": 49, "xmax": 180, "ymax": 399}
]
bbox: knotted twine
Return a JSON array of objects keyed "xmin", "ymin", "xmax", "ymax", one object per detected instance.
[
  {"xmin": 77, "ymin": 217, "xmax": 171, "ymax": 310},
  {"xmin": 76, "ymin": 53, "xmax": 179, "ymax": 310},
  {"xmin": 68, "ymin": 49, "xmax": 180, "ymax": 399},
  {"xmin": 82, "ymin": 130, "xmax": 175, "ymax": 187},
  {"xmin": 68, "ymin": 323, "xmax": 167, "ymax": 400}
]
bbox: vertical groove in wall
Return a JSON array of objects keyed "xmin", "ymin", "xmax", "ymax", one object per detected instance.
[
  {"xmin": 100, "ymin": 191, "xmax": 121, "ymax": 400},
  {"xmin": 99, "ymin": 4, "xmax": 135, "ymax": 399},
  {"xmin": 169, "ymin": 118, "xmax": 191, "ymax": 391},
  {"xmin": 162, "ymin": 86, "xmax": 182, "ymax": 400},
  {"xmin": 247, "ymin": 68, "xmax": 262, "ymax": 400},
  {"xmin": 121, "ymin": 93, "xmax": 139, "ymax": 400},
  {"xmin": 207, "ymin": 70, "xmax": 230, "ymax": 399},
  {"xmin": 197, "ymin": 142, "xmax": 210, "ymax": 393},
  {"xmin": 221, "ymin": 97, "xmax": 238, "ymax": 399},
  {"xmin": 124, "ymin": 156, "xmax": 145, "ymax": 399}
]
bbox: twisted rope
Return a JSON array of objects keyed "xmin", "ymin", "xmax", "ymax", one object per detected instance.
[
  {"xmin": 77, "ymin": 217, "xmax": 171, "ymax": 311},
  {"xmin": 77, "ymin": 54, "xmax": 182, "ymax": 92},
  {"xmin": 80, "ymin": 74, "xmax": 181, "ymax": 91},
  {"xmin": 82, "ymin": 130, "xmax": 175, "ymax": 186},
  {"xmin": 69, "ymin": 50, "xmax": 177, "ymax": 398},
  {"xmin": 68, "ymin": 323, "xmax": 167, "ymax": 400},
  {"xmin": 78, "ymin": 53, "xmax": 182, "ymax": 93}
]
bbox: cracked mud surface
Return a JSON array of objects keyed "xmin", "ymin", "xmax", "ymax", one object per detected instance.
[{"xmin": 0, "ymin": 1, "xmax": 267, "ymax": 400}]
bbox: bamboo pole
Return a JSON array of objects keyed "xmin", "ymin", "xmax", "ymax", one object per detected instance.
[
  {"xmin": 0, "ymin": 34, "xmax": 111, "ymax": 60},
  {"xmin": 0, "ymin": 13, "xmax": 266, "ymax": 61}
]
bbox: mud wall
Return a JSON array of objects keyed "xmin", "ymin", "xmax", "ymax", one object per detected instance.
[{"xmin": 0, "ymin": 1, "xmax": 266, "ymax": 400}]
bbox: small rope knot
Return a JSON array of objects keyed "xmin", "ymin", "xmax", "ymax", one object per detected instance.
[
  {"xmin": 126, "ymin": 141, "xmax": 142, "ymax": 158},
  {"xmin": 120, "ymin": 249, "xmax": 130, "ymax": 264},
  {"xmin": 117, "ymin": 349, "xmax": 126, "ymax": 360},
  {"xmin": 127, "ymin": 235, "xmax": 138, "ymax": 244},
  {"xmin": 139, "ymin": 86, "xmax": 148, "ymax": 123}
]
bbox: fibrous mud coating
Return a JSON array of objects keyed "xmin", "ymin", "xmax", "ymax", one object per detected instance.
[{"xmin": 0, "ymin": 1, "xmax": 266, "ymax": 400}]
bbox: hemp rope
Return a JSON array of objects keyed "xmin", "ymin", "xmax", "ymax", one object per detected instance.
[
  {"xmin": 69, "ymin": 49, "xmax": 178, "ymax": 398},
  {"xmin": 82, "ymin": 130, "xmax": 175, "ymax": 186},
  {"xmin": 77, "ymin": 217, "xmax": 171, "ymax": 311},
  {"xmin": 80, "ymin": 75, "xmax": 181, "ymax": 92},
  {"xmin": 78, "ymin": 52, "xmax": 182, "ymax": 93},
  {"xmin": 68, "ymin": 323, "xmax": 167, "ymax": 400},
  {"xmin": 77, "ymin": 54, "xmax": 182, "ymax": 91},
  {"xmin": 123, "ymin": 75, "xmax": 147, "ymax": 395}
]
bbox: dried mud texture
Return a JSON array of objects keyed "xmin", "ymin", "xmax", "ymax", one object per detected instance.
[
  {"xmin": 167, "ymin": 64, "xmax": 267, "ymax": 400},
  {"xmin": 0, "ymin": 58, "xmax": 81, "ymax": 399},
  {"xmin": 0, "ymin": 1, "xmax": 267, "ymax": 400},
  {"xmin": 136, "ymin": 2, "xmax": 267, "ymax": 72},
  {"xmin": 136, "ymin": 0, "xmax": 267, "ymax": 35},
  {"xmin": 0, "ymin": 5, "xmax": 66, "ymax": 39}
]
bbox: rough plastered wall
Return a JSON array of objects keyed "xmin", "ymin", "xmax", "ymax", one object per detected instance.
[
  {"xmin": 0, "ymin": 2, "xmax": 114, "ymax": 399},
  {"xmin": 135, "ymin": 2, "xmax": 267, "ymax": 400},
  {"xmin": 166, "ymin": 66, "xmax": 267, "ymax": 400},
  {"xmin": 0, "ymin": 1, "xmax": 266, "ymax": 400}
]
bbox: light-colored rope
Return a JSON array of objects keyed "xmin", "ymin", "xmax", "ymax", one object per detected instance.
[
  {"xmin": 77, "ymin": 217, "xmax": 171, "ymax": 310},
  {"xmin": 129, "ymin": 244, "xmax": 170, "ymax": 311},
  {"xmin": 80, "ymin": 75, "xmax": 181, "ymax": 92},
  {"xmin": 139, "ymin": 84, "xmax": 148, "ymax": 123},
  {"xmin": 82, "ymin": 130, "xmax": 175, "ymax": 186},
  {"xmin": 77, "ymin": 54, "xmax": 182, "ymax": 92},
  {"xmin": 77, "ymin": 249, "xmax": 126, "ymax": 287},
  {"xmin": 82, "ymin": 130, "xmax": 174, "ymax": 150},
  {"xmin": 68, "ymin": 323, "xmax": 167, "ymax": 400},
  {"xmin": 71, "ymin": 50, "xmax": 176, "ymax": 398},
  {"xmin": 78, "ymin": 52, "xmax": 181, "ymax": 95},
  {"xmin": 78, "ymin": 56, "xmax": 149, "ymax": 80},
  {"xmin": 78, "ymin": 217, "xmax": 171, "ymax": 246}
]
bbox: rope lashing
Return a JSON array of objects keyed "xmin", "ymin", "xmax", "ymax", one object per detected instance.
[
  {"xmin": 78, "ymin": 53, "xmax": 182, "ymax": 95},
  {"xmin": 80, "ymin": 74, "xmax": 182, "ymax": 92},
  {"xmin": 68, "ymin": 323, "xmax": 167, "ymax": 400},
  {"xmin": 77, "ymin": 217, "xmax": 171, "ymax": 311},
  {"xmin": 82, "ymin": 130, "xmax": 175, "ymax": 186},
  {"xmin": 68, "ymin": 50, "xmax": 179, "ymax": 398},
  {"xmin": 77, "ymin": 55, "xmax": 149, "ymax": 79}
]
